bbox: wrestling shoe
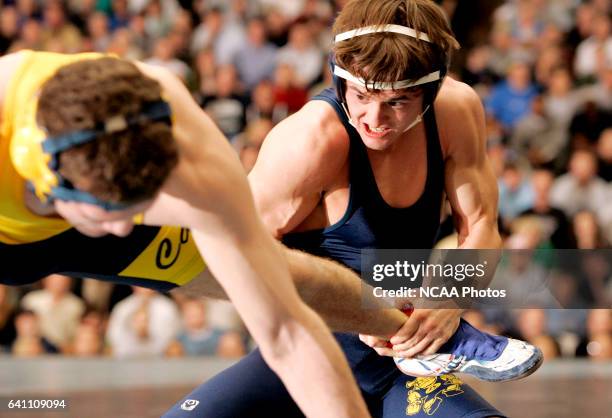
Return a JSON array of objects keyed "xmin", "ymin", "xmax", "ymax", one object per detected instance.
[{"xmin": 393, "ymin": 319, "xmax": 543, "ymax": 382}]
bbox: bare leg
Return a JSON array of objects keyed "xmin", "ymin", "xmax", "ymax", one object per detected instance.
[{"xmin": 172, "ymin": 245, "xmax": 407, "ymax": 338}]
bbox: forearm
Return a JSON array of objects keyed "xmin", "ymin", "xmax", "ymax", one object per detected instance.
[
  {"xmin": 264, "ymin": 303, "xmax": 370, "ymax": 418},
  {"xmin": 284, "ymin": 247, "xmax": 406, "ymax": 337}
]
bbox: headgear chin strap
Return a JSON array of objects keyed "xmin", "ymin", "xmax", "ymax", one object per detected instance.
[
  {"xmin": 332, "ymin": 24, "xmax": 447, "ymax": 132},
  {"xmin": 11, "ymin": 99, "xmax": 173, "ymax": 211}
]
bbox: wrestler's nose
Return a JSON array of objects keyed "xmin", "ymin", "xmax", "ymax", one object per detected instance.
[{"xmin": 364, "ymin": 102, "xmax": 386, "ymax": 126}]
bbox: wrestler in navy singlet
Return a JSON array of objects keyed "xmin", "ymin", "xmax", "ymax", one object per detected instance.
[{"xmin": 163, "ymin": 89, "xmax": 505, "ymax": 418}]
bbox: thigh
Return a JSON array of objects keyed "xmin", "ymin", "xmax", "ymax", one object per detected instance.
[
  {"xmin": 382, "ymin": 375, "xmax": 506, "ymax": 418},
  {"xmin": 162, "ymin": 348, "xmax": 304, "ymax": 418}
]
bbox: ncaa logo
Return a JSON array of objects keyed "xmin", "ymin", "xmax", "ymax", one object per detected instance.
[{"xmin": 181, "ymin": 399, "xmax": 200, "ymax": 411}]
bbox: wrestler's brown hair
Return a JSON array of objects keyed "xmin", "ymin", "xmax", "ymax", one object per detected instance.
[
  {"xmin": 37, "ymin": 57, "xmax": 178, "ymax": 204},
  {"xmin": 333, "ymin": 0, "xmax": 459, "ymax": 91}
]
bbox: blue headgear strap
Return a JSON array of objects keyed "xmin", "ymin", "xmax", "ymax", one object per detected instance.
[{"xmin": 40, "ymin": 100, "xmax": 172, "ymax": 211}]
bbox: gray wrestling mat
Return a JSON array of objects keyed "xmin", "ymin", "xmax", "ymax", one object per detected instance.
[{"xmin": 0, "ymin": 356, "xmax": 610, "ymax": 418}]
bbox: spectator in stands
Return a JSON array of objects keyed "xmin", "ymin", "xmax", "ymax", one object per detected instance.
[
  {"xmin": 20, "ymin": 274, "xmax": 85, "ymax": 352},
  {"xmin": 106, "ymin": 287, "xmax": 181, "ymax": 358},
  {"xmin": 40, "ymin": 0, "xmax": 82, "ymax": 53},
  {"xmin": 520, "ymin": 168, "xmax": 574, "ymax": 248},
  {"xmin": 0, "ymin": 6, "xmax": 19, "ymax": 54},
  {"xmin": 86, "ymin": 11, "xmax": 111, "ymax": 52},
  {"xmin": 145, "ymin": 36, "xmax": 190, "ymax": 81},
  {"xmin": 486, "ymin": 61, "xmax": 538, "ymax": 133},
  {"xmin": 174, "ymin": 298, "xmax": 245, "ymax": 357},
  {"xmin": 573, "ymin": 12, "xmax": 612, "ymax": 84},
  {"xmin": 236, "ymin": 118, "xmax": 274, "ymax": 172},
  {"xmin": 498, "ymin": 162, "xmax": 534, "ymax": 224},
  {"xmin": 11, "ymin": 309, "xmax": 51, "ymax": 357},
  {"xmin": 277, "ymin": 19, "xmax": 323, "ymax": 88},
  {"xmin": 200, "ymin": 63, "xmax": 247, "ymax": 140},
  {"xmin": 272, "ymin": 62, "xmax": 308, "ymax": 115},
  {"xmin": 246, "ymin": 79, "xmax": 286, "ymax": 124},
  {"xmin": 232, "ymin": 16, "xmax": 278, "ymax": 92},
  {"xmin": 596, "ymin": 128, "xmax": 612, "ymax": 182},
  {"xmin": 550, "ymin": 150, "xmax": 609, "ymax": 221}
]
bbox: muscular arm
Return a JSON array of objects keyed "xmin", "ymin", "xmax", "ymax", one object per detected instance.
[
  {"xmin": 248, "ymin": 104, "xmax": 407, "ymax": 336},
  {"xmin": 141, "ymin": 66, "xmax": 369, "ymax": 418},
  {"xmin": 390, "ymin": 80, "xmax": 503, "ymax": 357},
  {"xmin": 440, "ymin": 82, "xmax": 502, "ymax": 250}
]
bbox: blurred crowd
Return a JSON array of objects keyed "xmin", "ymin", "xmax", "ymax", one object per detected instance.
[{"xmin": 0, "ymin": 0, "xmax": 610, "ymax": 361}]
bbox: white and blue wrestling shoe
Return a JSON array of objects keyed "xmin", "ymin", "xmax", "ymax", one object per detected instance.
[{"xmin": 394, "ymin": 319, "xmax": 543, "ymax": 382}]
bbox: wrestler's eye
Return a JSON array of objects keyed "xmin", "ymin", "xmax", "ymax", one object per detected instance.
[
  {"xmin": 387, "ymin": 100, "xmax": 406, "ymax": 108},
  {"xmin": 355, "ymin": 94, "xmax": 367, "ymax": 102}
]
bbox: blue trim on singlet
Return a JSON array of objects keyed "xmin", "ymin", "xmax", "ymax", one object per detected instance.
[{"xmin": 282, "ymin": 87, "xmax": 446, "ymax": 394}]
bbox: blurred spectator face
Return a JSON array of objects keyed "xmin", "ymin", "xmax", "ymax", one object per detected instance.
[
  {"xmin": 569, "ymin": 151, "xmax": 597, "ymax": 184},
  {"xmin": 265, "ymin": 9, "xmax": 287, "ymax": 36},
  {"xmin": 129, "ymin": 14, "xmax": 146, "ymax": 36},
  {"xmin": 106, "ymin": 28, "xmax": 132, "ymax": 56},
  {"xmin": 539, "ymin": 23, "xmax": 563, "ymax": 49},
  {"xmin": 43, "ymin": 1, "xmax": 66, "ymax": 29},
  {"xmin": 288, "ymin": 23, "xmax": 311, "ymax": 49},
  {"xmin": 587, "ymin": 310, "xmax": 612, "ymax": 335},
  {"xmin": 548, "ymin": 68, "xmax": 572, "ymax": 96},
  {"xmin": 88, "ymin": 12, "xmax": 109, "ymax": 38},
  {"xmin": 516, "ymin": 308, "xmax": 547, "ymax": 341},
  {"xmin": 466, "ymin": 45, "xmax": 491, "ymax": 73},
  {"xmin": 72, "ymin": 324, "xmax": 102, "ymax": 356},
  {"xmin": 247, "ymin": 18, "xmax": 267, "ymax": 46},
  {"xmin": 195, "ymin": 48, "xmax": 216, "ymax": 76},
  {"xmin": 16, "ymin": 0, "xmax": 37, "ymax": 17},
  {"xmin": 530, "ymin": 95, "xmax": 545, "ymax": 115},
  {"xmin": 507, "ymin": 63, "xmax": 532, "ymax": 90},
  {"xmin": 153, "ymin": 38, "xmax": 175, "ymax": 61},
  {"xmin": 502, "ymin": 165, "xmax": 523, "ymax": 191},
  {"xmin": 592, "ymin": 14, "xmax": 611, "ymax": 40},
  {"xmin": 532, "ymin": 169, "xmax": 553, "ymax": 199},
  {"xmin": 216, "ymin": 64, "xmax": 238, "ymax": 96},
  {"xmin": 173, "ymin": 10, "xmax": 193, "ymax": 35},
  {"xmin": 575, "ymin": 3, "xmax": 594, "ymax": 37},
  {"xmin": 573, "ymin": 211, "xmax": 599, "ymax": 248},
  {"xmin": 602, "ymin": 67, "xmax": 612, "ymax": 90},
  {"xmin": 15, "ymin": 311, "xmax": 40, "ymax": 339},
  {"xmin": 252, "ymin": 81, "xmax": 276, "ymax": 112},
  {"xmin": 597, "ymin": 129, "xmax": 612, "ymax": 162},
  {"xmin": 112, "ymin": 0, "xmax": 128, "ymax": 16},
  {"xmin": 0, "ymin": 7, "xmax": 18, "ymax": 38},
  {"xmin": 204, "ymin": 9, "xmax": 223, "ymax": 36},
  {"xmin": 182, "ymin": 299, "xmax": 207, "ymax": 331},
  {"xmin": 21, "ymin": 20, "xmax": 42, "ymax": 46},
  {"xmin": 43, "ymin": 274, "xmax": 72, "ymax": 297},
  {"xmin": 274, "ymin": 63, "xmax": 296, "ymax": 88}
]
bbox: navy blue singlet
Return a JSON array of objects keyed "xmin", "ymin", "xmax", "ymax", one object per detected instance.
[{"xmin": 283, "ymin": 87, "xmax": 446, "ymax": 394}]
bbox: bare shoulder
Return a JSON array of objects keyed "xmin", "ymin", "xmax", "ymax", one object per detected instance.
[
  {"xmin": 262, "ymin": 100, "xmax": 350, "ymax": 168},
  {"xmin": 433, "ymin": 77, "xmax": 486, "ymax": 159}
]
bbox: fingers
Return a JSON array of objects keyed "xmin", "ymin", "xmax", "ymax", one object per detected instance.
[
  {"xmin": 359, "ymin": 334, "xmax": 395, "ymax": 357},
  {"xmin": 388, "ymin": 314, "xmax": 420, "ymax": 345}
]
